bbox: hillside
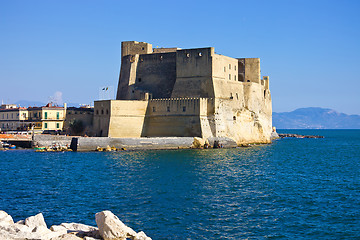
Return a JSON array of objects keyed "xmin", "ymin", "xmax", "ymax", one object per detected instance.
[{"xmin": 273, "ymin": 107, "xmax": 360, "ymax": 129}]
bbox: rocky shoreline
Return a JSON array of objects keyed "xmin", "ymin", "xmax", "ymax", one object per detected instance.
[
  {"xmin": 278, "ymin": 133, "xmax": 324, "ymax": 138},
  {"xmin": 0, "ymin": 210, "xmax": 151, "ymax": 240}
]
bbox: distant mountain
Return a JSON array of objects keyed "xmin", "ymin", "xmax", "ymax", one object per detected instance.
[
  {"xmin": 13, "ymin": 100, "xmax": 81, "ymax": 108},
  {"xmin": 66, "ymin": 102, "xmax": 81, "ymax": 107},
  {"xmin": 14, "ymin": 100, "xmax": 45, "ymax": 107},
  {"xmin": 273, "ymin": 107, "xmax": 360, "ymax": 129}
]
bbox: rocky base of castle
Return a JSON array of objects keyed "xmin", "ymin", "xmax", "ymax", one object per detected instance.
[{"xmin": 0, "ymin": 210, "xmax": 151, "ymax": 240}]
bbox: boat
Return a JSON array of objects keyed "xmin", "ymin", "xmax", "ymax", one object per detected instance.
[
  {"xmin": 2, "ymin": 143, "xmax": 16, "ymax": 149},
  {"xmin": 34, "ymin": 146, "xmax": 46, "ymax": 150}
]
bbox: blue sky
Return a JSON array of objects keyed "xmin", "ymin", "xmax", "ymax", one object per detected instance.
[{"xmin": 1, "ymin": 0, "xmax": 359, "ymax": 114}]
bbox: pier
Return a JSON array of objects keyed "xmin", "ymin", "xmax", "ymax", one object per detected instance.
[{"xmin": 0, "ymin": 134, "xmax": 32, "ymax": 148}]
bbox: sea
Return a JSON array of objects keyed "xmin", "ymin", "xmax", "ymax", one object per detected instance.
[{"xmin": 0, "ymin": 130, "xmax": 359, "ymax": 239}]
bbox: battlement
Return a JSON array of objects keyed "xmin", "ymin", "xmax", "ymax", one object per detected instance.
[
  {"xmin": 153, "ymin": 47, "xmax": 180, "ymax": 53},
  {"xmin": 121, "ymin": 41, "xmax": 153, "ymax": 57}
]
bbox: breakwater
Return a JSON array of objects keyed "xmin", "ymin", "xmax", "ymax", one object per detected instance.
[
  {"xmin": 278, "ymin": 133, "xmax": 324, "ymax": 138},
  {"xmin": 0, "ymin": 210, "xmax": 151, "ymax": 240}
]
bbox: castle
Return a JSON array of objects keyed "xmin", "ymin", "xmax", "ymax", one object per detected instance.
[{"xmin": 93, "ymin": 41, "xmax": 272, "ymax": 144}]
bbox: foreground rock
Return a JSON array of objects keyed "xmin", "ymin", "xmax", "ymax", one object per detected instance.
[
  {"xmin": 0, "ymin": 210, "xmax": 14, "ymax": 225},
  {"xmin": 95, "ymin": 211, "xmax": 151, "ymax": 240},
  {"xmin": 0, "ymin": 210, "xmax": 151, "ymax": 240}
]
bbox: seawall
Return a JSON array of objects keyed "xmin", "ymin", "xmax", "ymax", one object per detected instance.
[{"xmin": 32, "ymin": 135, "xmax": 238, "ymax": 151}]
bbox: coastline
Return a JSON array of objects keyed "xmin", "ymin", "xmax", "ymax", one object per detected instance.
[{"xmin": 1, "ymin": 131, "xmax": 325, "ymax": 152}]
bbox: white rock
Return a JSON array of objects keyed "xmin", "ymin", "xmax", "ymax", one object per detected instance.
[
  {"xmin": 2, "ymin": 222, "xmax": 32, "ymax": 233},
  {"xmin": 59, "ymin": 222, "xmax": 100, "ymax": 238},
  {"xmin": 16, "ymin": 219, "xmax": 25, "ymax": 225},
  {"xmin": 49, "ymin": 233, "xmax": 83, "ymax": 240},
  {"xmin": 31, "ymin": 225, "xmax": 67, "ymax": 240},
  {"xmin": 192, "ymin": 137, "xmax": 206, "ymax": 148},
  {"xmin": 50, "ymin": 224, "xmax": 68, "ymax": 233},
  {"xmin": 134, "ymin": 231, "xmax": 152, "ymax": 240},
  {"xmin": 0, "ymin": 229, "xmax": 15, "ymax": 240},
  {"xmin": 0, "ymin": 223, "xmax": 40, "ymax": 240},
  {"xmin": 95, "ymin": 210, "xmax": 137, "ymax": 240},
  {"xmin": 24, "ymin": 213, "xmax": 47, "ymax": 230},
  {"xmin": 84, "ymin": 236, "xmax": 101, "ymax": 240},
  {"xmin": 0, "ymin": 210, "xmax": 14, "ymax": 226},
  {"xmin": 60, "ymin": 222, "xmax": 98, "ymax": 232},
  {"xmin": 32, "ymin": 225, "xmax": 52, "ymax": 234}
]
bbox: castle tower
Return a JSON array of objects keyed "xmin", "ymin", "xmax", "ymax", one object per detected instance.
[{"xmin": 121, "ymin": 41, "xmax": 152, "ymax": 57}]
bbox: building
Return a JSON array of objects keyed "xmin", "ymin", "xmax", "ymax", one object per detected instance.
[
  {"xmin": 0, "ymin": 104, "xmax": 29, "ymax": 132},
  {"xmin": 27, "ymin": 103, "xmax": 66, "ymax": 133},
  {"xmin": 94, "ymin": 41, "xmax": 272, "ymax": 144},
  {"xmin": 64, "ymin": 106, "xmax": 94, "ymax": 136}
]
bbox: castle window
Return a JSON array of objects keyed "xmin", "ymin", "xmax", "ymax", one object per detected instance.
[
  {"xmin": 183, "ymin": 106, "xmax": 186, "ymax": 112},
  {"xmin": 106, "ymin": 109, "xmax": 109, "ymax": 115},
  {"xmin": 138, "ymin": 78, "xmax": 142, "ymax": 82},
  {"xmin": 235, "ymin": 65, "xmax": 237, "ymax": 71},
  {"xmin": 142, "ymin": 47, "xmax": 145, "ymax": 50},
  {"xmin": 153, "ymin": 107, "xmax": 156, "ymax": 112},
  {"xmin": 167, "ymin": 106, "xmax": 170, "ymax": 112},
  {"xmin": 230, "ymin": 93, "xmax": 233, "ymax": 99},
  {"xmin": 101, "ymin": 109, "xmax": 104, "ymax": 115},
  {"xmin": 229, "ymin": 64, "xmax": 231, "ymax": 70},
  {"xmin": 96, "ymin": 110, "xmax": 99, "ymax": 115},
  {"xmin": 229, "ymin": 74, "xmax": 231, "ymax": 80},
  {"xmin": 236, "ymin": 93, "xmax": 239, "ymax": 99},
  {"xmin": 233, "ymin": 116, "xmax": 236, "ymax": 121},
  {"xmin": 56, "ymin": 123, "xmax": 60, "ymax": 129},
  {"xmin": 247, "ymin": 80, "xmax": 250, "ymax": 82},
  {"xmin": 234, "ymin": 75, "xmax": 236, "ymax": 81},
  {"xmin": 224, "ymin": 67, "xmax": 226, "ymax": 72}
]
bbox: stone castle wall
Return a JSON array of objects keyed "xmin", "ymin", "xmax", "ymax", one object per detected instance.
[
  {"xmin": 142, "ymin": 98, "xmax": 204, "ymax": 137},
  {"xmin": 97, "ymin": 41, "xmax": 272, "ymax": 145}
]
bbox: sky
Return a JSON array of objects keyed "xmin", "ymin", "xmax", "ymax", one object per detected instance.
[{"xmin": 1, "ymin": 0, "xmax": 359, "ymax": 114}]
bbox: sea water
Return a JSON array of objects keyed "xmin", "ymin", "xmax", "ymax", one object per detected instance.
[{"xmin": 0, "ymin": 130, "xmax": 359, "ymax": 239}]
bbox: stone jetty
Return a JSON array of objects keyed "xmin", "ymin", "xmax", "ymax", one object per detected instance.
[
  {"xmin": 32, "ymin": 135, "xmax": 238, "ymax": 151},
  {"xmin": 278, "ymin": 133, "xmax": 324, "ymax": 138},
  {"xmin": 0, "ymin": 210, "xmax": 151, "ymax": 240}
]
